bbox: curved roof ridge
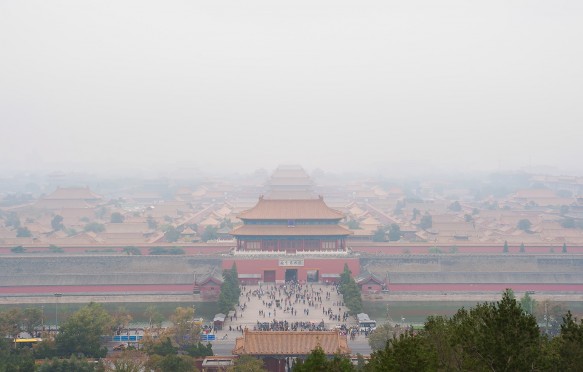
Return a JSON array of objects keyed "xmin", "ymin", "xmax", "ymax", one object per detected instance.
[{"xmin": 238, "ymin": 197, "xmax": 345, "ymax": 220}]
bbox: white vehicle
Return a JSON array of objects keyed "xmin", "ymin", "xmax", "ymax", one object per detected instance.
[{"xmin": 357, "ymin": 313, "xmax": 377, "ymax": 332}]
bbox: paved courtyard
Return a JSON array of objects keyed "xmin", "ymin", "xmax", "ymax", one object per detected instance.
[{"xmin": 213, "ymin": 282, "xmax": 362, "ymax": 341}]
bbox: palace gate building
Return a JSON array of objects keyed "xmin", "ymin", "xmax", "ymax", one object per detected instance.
[{"xmin": 225, "ymin": 196, "xmax": 359, "ymax": 284}]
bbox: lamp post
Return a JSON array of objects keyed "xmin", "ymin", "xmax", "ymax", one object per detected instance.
[{"xmin": 54, "ymin": 293, "xmax": 63, "ymax": 332}]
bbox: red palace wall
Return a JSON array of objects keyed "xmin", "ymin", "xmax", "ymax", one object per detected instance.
[{"xmin": 222, "ymin": 257, "xmax": 360, "ymax": 283}]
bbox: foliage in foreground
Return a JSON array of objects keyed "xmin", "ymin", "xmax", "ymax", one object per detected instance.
[{"xmin": 293, "ymin": 289, "xmax": 583, "ymax": 371}]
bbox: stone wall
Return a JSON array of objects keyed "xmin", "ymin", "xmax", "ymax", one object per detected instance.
[
  {"xmin": 0, "ymin": 255, "xmax": 221, "ymax": 287},
  {"xmin": 361, "ymin": 255, "xmax": 583, "ymax": 285}
]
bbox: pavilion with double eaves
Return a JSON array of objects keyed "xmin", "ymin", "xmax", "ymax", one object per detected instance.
[{"xmin": 230, "ymin": 196, "xmax": 352, "ymax": 253}]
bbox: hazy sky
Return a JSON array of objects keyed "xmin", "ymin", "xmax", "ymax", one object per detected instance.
[{"xmin": 1, "ymin": 1, "xmax": 582, "ymax": 174}]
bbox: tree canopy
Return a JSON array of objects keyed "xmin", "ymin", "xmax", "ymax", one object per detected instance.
[
  {"xmin": 219, "ymin": 263, "xmax": 241, "ymax": 313},
  {"xmin": 56, "ymin": 302, "xmax": 112, "ymax": 358},
  {"xmin": 419, "ymin": 214, "xmax": 432, "ymax": 230},
  {"xmin": 110, "ymin": 212, "xmax": 125, "ymax": 223},
  {"xmin": 387, "ymin": 224, "xmax": 401, "ymax": 241},
  {"xmin": 51, "ymin": 215, "xmax": 64, "ymax": 231},
  {"xmin": 339, "ymin": 264, "xmax": 362, "ymax": 315},
  {"xmin": 517, "ymin": 219, "xmax": 532, "ymax": 231}
]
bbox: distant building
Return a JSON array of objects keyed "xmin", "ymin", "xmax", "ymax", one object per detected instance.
[
  {"xmin": 35, "ymin": 187, "xmax": 102, "ymax": 210},
  {"xmin": 265, "ymin": 165, "xmax": 315, "ymax": 200}
]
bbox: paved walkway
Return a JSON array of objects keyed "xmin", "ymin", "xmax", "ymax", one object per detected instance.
[{"xmin": 215, "ymin": 283, "xmax": 358, "ymax": 341}]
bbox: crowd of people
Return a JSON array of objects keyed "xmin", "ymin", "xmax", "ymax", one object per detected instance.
[
  {"xmin": 254, "ymin": 319, "xmax": 327, "ymax": 331},
  {"xmin": 223, "ymin": 281, "xmax": 357, "ymax": 335}
]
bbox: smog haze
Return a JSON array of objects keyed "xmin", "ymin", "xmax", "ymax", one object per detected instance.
[{"xmin": 1, "ymin": 0, "xmax": 582, "ymax": 175}]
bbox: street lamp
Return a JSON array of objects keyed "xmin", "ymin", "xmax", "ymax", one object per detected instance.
[{"xmin": 54, "ymin": 293, "xmax": 63, "ymax": 332}]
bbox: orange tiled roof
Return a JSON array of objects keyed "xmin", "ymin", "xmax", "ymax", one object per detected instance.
[
  {"xmin": 233, "ymin": 330, "xmax": 350, "ymax": 356},
  {"xmin": 43, "ymin": 187, "xmax": 102, "ymax": 200},
  {"xmin": 230, "ymin": 224, "xmax": 352, "ymax": 237},
  {"xmin": 238, "ymin": 197, "xmax": 344, "ymax": 220}
]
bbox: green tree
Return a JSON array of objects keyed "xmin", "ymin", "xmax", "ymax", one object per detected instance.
[
  {"xmin": 368, "ymin": 323, "xmax": 397, "ymax": 351},
  {"xmin": 293, "ymin": 346, "xmax": 354, "ymax": 372},
  {"xmin": 122, "ymin": 246, "xmax": 141, "ymax": 255},
  {"xmin": 110, "ymin": 212, "xmax": 125, "ymax": 223},
  {"xmin": 338, "ymin": 264, "xmax": 362, "ymax": 315},
  {"xmin": 503, "ymin": 240, "xmax": 509, "ymax": 253},
  {"xmin": 51, "ymin": 215, "xmax": 64, "ymax": 231},
  {"xmin": 0, "ymin": 342, "xmax": 35, "ymax": 372},
  {"xmin": 144, "ymin": 305, "xmax": 164, "ymax": 329},
  {"xmin": 169, "ymin": 306, "xmax": 201, "ymax": 349},
  {"xmin": 201, "ymin": 226, "xmax": 219, "ymax": 242},
  {"xmin": 111, "ymin": 306, "xmax": 133, "ymax": 334},
  {"xmin": 164, "ymin": 226, "xmax": 181, "ymax": 243},
  {"xmin": 110, "ymin": 350, "xmax": 147, "ymax": 372},
  {"xmin": 146, "ymin": 215, "xmax": 158, "ymax": 229},
  {"xmin": 21, "ymin": 307, "xmax": 43, "ymax": 335},
  {"xmin": 520, "ymin": 292, "xmax": 536, "ymax": 315},
  {"xmin": 520, "ymin": 242, "xmax": 526, "ymax": 253},
  {"xmin": 517, "ymin": 219, "xmax": 532, "ymax": 231},
  {"xmin": 49, "ymin": 244, "xmax": 63, "ymax": 253},
  {"xmin": 387, "ymin": 224, "xmax": 401, "ymax": 241},
  {"xmin": 146, "ymin": 337, "xmax": 177, "ymax": 357},
  {"xmin": 366, "ymin": 331, "xmax": 437, "ymax": 372},
  {"xmin": 84, "ymin": 222, "xmax": 105, "ymax": 233},
  {"xmin": 0, "ymin": 308, "xmax": 23, "ymax": 339},
  {"xmin": 561, "ymin": 218, "xmax": 575, "ymax": 228},
  {"xmin": 428, "ymin": 247, "xmax": 442, "ymax": 254},
  {"xmin": 219, "ymin": 263, "xmax": 240, "ymax": 313},
  {"xmin": 551, "ymin": 311, "xmax": 583, "ymax": 370},
  {"xmin": 5, "ymin": 211, "xmax": 21, "ymax": 228},
  {"xmin": 37, "ymin": 356, "xmax": 101, "ymax": 372},
  {"xmin": 441, "ymin": 289, "xmax": 541, "ymax": 371},
  {"xmin": 184, "ymin": 342, "xmax": 213, "ymax": 358},
  {"xmin": 562, "ymin": 242, "xmax": 567, "ymax": 253},
  {"xmin": 372, "ymin": 226, "xmax": 387, "ymax": 242},
  {"xmin": 149, "ymin": 246, "xmax": 184, "ymax": 255},
  {"xmin": 220, "ymin": 218, "xmax": 233, "ymax": 229},
  {"xmin": 16, "ymin": 227, "xmax": 32, "ymax": 237},
  {"xmin": 419, "ymin": 214, "xmax": 432, "ymax": 230},
  {"xmin": 448, "ymin": 201, "xmax": 461, "ymax": 212},
  {"xmin": 145, "ymin": 352, "xmax": 194, "ymax": 372},
  {"xmin": 228, "ymin": 355, "xmax": 266, "ymax": 371},
  {"xmin": 56, "ymin": 302, "xmax": 112, "ymax": 358},
  {"xmin": 11, "ymin": 245, "xmax": 26, "ymax": 253},
  {"xmin": 411, "ymin": 208, "xmax": 420, "ymax": 221},
  {"xmin": 347, "ymin": 219, "xmax": 360, "ymax": 229}
]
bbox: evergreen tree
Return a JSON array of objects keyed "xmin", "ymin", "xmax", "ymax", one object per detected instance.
[
  {"xmin": 338, "ymin": 264, "xmax": 362, "ymax": 315},
  {"xmin": 219, "ymin": 263, "xmax": 240, "ymax": 313},
  {"xmin": 366, "ymin": 332, "xmax": 437, "ymax": 372},
  {"xmin": 551, "ymin": 311, "xmax": 583, "ymax": 370},
  {"xmin": 293, "ymin": 346, "xmax": 354, "ymax": 372},
  {"xmin": 562, "ymin": 242, "xmax": 567, "ymax": 253},
  {"xmin": 503, "ymin": 240, "xmax": 509, "ymax": 253}
]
